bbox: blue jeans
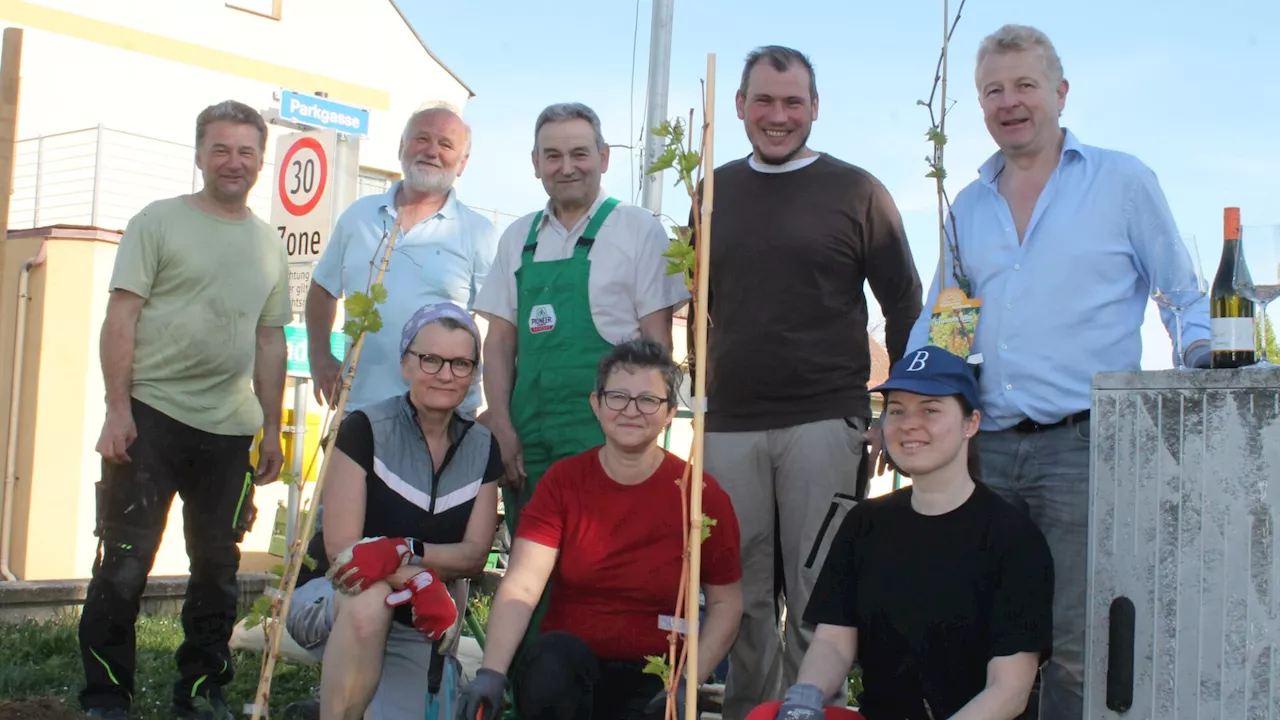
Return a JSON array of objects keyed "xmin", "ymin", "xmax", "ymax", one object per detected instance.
[{"xmin": 979, "ymin": 420, "xmax": 1090, "ymax": 720}]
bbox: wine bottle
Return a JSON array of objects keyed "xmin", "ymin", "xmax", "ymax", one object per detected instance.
[{"xmin": 1210, "ymin": 206, "xmax": 1256, "ymax": 369}]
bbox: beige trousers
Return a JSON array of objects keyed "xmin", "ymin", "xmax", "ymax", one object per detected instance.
[{"xmin": 706, "ymin": 417, "xmax": 866, "ymax": 720}]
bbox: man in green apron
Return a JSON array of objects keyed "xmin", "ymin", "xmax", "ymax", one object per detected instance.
[{"xmin": 473, "ymin": 102, "xmax": 689, "ymax": 642}]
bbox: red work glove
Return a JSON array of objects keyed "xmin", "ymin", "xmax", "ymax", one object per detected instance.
[
  {"xmin": 326, "ymin": 536, "xmax": 412, "ymax": 594},
  {"xmin": 384, "ymin": 569, "xmax": 457, "ymax": 641}
]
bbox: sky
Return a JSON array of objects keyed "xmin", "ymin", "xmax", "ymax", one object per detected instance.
[{"xmin": 402, "ymin": 0, "xmax": 1280, "ymax": 369}]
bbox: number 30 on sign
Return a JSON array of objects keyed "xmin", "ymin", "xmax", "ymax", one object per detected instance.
[{"xmin": 270, "ymin": 129, "xmax": 338, "ymax": 266}]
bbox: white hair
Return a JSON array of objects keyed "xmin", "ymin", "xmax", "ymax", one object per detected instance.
[
  {"xmin": 401, "ymin": 101, "xmax": 471, "ymax": 154},
  {"xmin": 975, "ymin": 24, "xmax": 1065, "ymax": 87}
]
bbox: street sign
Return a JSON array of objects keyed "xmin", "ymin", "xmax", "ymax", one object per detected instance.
[
  {"xmin": 284, "ymin": 324, "xmax": 348, "ymax": 378},
  {"xmin": 278, "ymin": 90, "xmax": 370, "ymax": 138},
  {"xmin": 288, "ymin": 264, "xmax": 313, "ymax": 315},
  {"xmin": 271, "ymin": 129, "xmax": 338, "ymax": 265}
]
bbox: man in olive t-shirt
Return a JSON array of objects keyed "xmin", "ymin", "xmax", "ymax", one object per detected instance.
[{"xmin": 78, "ymin": 100, "xmax": 290, "ymax": 720}]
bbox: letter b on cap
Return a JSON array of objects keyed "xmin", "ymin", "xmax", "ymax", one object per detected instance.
[{"xmin": 907, "ymin": 350, "xmax": 929, "ymax": 372}]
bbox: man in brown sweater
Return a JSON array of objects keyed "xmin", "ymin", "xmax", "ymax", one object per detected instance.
[{"xmin": 694, "ymin": 46, "xmax": 923, "ymax": 719}]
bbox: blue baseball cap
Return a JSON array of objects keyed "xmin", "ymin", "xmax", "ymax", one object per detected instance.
[
  {"xmin": 870, "ymin": 346, "xmax": 982, "ymax": 410},
  {"xmin": 399, "ymin": 302, "xmax": 482, "ymax": 359}
]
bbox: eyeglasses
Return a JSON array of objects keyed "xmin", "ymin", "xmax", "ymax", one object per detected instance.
[
  {"xmin": 406, "ymin": 351, "xmax": 476, "ymax": 378},
  {"xmin": 599, "ymin": 390, "xmax": 670, "ymax": 415}
]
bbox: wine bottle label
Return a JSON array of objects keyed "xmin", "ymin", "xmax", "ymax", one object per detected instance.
[{"xmin": 1211, "ymin": 316, "xmax": 1256, "ymax": 352}]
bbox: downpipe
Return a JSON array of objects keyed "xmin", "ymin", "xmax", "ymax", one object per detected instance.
[{"xmin": 1, "ymin": 241, "xmax": 48, "ymax": 581}]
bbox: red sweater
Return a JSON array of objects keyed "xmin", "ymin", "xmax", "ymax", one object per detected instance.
[{"xmin": 516, "ymin": 448, "xmax": 742, "ymax": 660}]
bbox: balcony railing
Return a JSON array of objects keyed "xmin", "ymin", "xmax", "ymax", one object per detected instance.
[
  {"xmin": 10, "ymin": 125, "xmax": 275, "ymax": 233},
  {"xmin": 9, "ymin": 125, "xmax": 526, "ymax": 236}
]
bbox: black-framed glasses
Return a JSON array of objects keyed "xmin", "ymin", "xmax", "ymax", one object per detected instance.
[
  {"xmin": 407, "ymin": 351, "xmax": 476, "ymax": 378},
  {"xmin": 599, "ymin": 390, "xmax": 670, "ymax": 415}
]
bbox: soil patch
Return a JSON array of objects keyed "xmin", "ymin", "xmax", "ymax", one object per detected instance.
[{"xmin": 0, "ymin": 698, "xmax": 86, "ymax": 719}]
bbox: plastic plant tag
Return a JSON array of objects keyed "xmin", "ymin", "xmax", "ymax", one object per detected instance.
[
  {"xmin": 659, "ymin": 614, "xmax": 688, "ymax": 635},
  {"xmin": 927, "ymin": 287, "xmax": 982, "ymax": 358}
]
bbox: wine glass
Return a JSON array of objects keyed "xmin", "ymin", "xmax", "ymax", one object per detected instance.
[
  {"xmin": 1236, "ymin": 225, "xmax": 1280, "ymax": 368},
  {"xmin": 1150, "ymin": 233, "xmax": 1208, "ymax": 370}
]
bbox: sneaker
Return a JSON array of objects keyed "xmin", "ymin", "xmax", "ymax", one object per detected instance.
[
  {"xmin": 171, "ymin": 695, "xmax": 232, "ymax": 720},
  {"xmin": 282, "ymin": 699, "xmax": 320, "ymax": 720},
  {"xmin": 86, "ymin": 709, "xmax": 130, "ymax": 720}
]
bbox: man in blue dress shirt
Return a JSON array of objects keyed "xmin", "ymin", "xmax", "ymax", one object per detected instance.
[
  {"xmin": 901, "ymin": 24, "xmax": 1210, "ymax": 720},
  {"xmin": 306, "ymin": 102, "xmax": 499, "ymax": 417}
]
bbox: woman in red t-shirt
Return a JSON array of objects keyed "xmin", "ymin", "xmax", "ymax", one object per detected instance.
[{"xmin": 459, "ymin": 337, "xmax": 744, "ymax": 720}]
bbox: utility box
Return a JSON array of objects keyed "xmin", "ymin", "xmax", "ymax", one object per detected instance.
[{"xmin": 1086, "ymin": 369, "xmax": 1280, "ymax": 719}]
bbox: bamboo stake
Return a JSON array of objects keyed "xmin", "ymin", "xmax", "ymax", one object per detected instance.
[
  {"xmin": 684, "ymin": 52, "xmax": 715, "ymax": 720},
  {"xmin": 248, "ymin": 217, "xmax": 403, "ymax": 720}
]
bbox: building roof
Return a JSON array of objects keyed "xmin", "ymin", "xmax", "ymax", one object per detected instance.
[{"xmin": 388, "ymin": 0, "xmax": 476, "ymax": 98}]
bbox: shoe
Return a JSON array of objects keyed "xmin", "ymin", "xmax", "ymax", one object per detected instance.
[
  {"xmin": 171, "ymin": 695, "xmax": 232, "ymax": 720},
  {"xmin": 85, "ymin": 709, "xmax": 130, "ymax": 720},
  {"xmin": 282, "ymin": 699, "xmax": 320, "ymax": 720}
]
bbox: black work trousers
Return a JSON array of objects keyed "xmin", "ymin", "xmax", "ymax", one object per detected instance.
[
  {"xmin": 513, "ymin": 631, "xmax": 673, "ymax": 720},
  {"xmin": 78, "ymin": 398, "xmax": 256, "ymax": 713}
]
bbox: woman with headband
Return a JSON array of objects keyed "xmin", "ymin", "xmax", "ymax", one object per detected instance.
[{"xmin": 285, "ymin": 302, "xmax": 503, "ymax": 720}]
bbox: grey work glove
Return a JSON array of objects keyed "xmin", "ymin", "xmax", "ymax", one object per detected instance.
[
  {"xmin": 643, "ymin": 678, "xmax": 688, "ymax": 720},
  {"xmin": 457, "ymin": 668, "xmax": 507, "ymax": 720},
  {"xmin": 775, "ymin": 683, "xmax": 825, "ymax": 720}
]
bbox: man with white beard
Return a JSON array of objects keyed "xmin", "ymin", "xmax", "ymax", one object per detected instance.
[{"xmin": 306, "ymin": 102, "xmax": 499, "ymax": 417}]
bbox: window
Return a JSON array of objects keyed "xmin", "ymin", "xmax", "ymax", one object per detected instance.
[
  {"xmin": 226, "ymin": 0, "xmax": 282, "ymax": 20},
  {"xmin": 358, "ymin": 168, "xmax": 399, "ymax": 198}
]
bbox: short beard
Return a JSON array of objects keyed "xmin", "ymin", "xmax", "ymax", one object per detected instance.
[
  {"xmin": 402, "ymin": 162, "xmax": 456, "ymax": 195},
  {"xmin": 752, "ymin": 127, "xmax": 813, "ymax": 166}
]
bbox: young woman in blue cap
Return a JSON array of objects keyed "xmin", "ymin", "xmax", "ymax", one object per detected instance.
[{"xmin": 757, "ymin": 346, "xmax": 1054, "ymax": 720}]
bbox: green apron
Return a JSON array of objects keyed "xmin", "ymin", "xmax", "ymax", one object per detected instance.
[{"xmin": 504, "ymin": 197, "xmax": 619, "ymax": 645}]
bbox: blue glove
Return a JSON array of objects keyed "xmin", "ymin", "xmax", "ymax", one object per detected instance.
[
  {"xmin": 775, "ymin": 683, "xmax": 825, "ymax": 720},
  {"xmin": 644, "ymin": 678, "xmax": 688, "ymax": 720},
  {"xmin": 457, "ymin": 669, "xmax": 507, "ymax": 720}
]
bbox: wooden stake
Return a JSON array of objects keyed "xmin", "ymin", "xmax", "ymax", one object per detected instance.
[
  {"xmin": 249, "ymin": 218, "xmax": 403, "ymax": 720},
  {"xmin": 685, "ymin": 52, "xmax": 715, "ymax": 720},
  {"xmin": 0, "ymin": 28, "xmax": 24, "ymax": 320}
]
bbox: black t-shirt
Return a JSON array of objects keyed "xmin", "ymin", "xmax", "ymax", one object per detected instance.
[{"xmin": 803, "ymin": 482, "xmax": 1054, "ymax": 720}]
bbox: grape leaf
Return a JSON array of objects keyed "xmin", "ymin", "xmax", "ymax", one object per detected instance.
[
  {"xmin": 364, "ymin": 309, "xmax": 384, "ymax": 335},
  {"xmin": 345, "ymin": 292, "xmax": 374, "ymax": 318}
]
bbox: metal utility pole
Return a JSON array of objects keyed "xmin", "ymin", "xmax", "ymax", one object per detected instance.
[{"xmin": 639, "ymin": 0, "xmax": 674, "ymax": 215}]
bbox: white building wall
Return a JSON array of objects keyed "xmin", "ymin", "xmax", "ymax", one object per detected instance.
[
  {"xmin": 0, "ymin": 0, "xmax": 475, "ymax": 578},
  {"xmin": 4, "ymin": 0, "xmax": 471, "ymax": 232}
]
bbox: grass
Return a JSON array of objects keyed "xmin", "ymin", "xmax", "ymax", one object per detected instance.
[
  {"xmin": 848, "ymin": 665, "xmax": 863, "ymax": 707},
  {"xmin": 0, "ymin": 612, "xmax": 320, "ymax": 719},
  {"xmin": 461, "ymin": 594, "xmax": 490, "ymax": 638},
  {"xmin": 0, "ymin": 598, "xmax": 862, "ymax": 716}
]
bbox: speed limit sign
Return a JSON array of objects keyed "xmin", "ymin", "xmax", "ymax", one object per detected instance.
[
  {"xmin": 278, "ymin": 136, "xmax": 328, "ymax": 216},
  {"xmin": 270, "ymin": 129, "xmax": 338, "ymax": 266}
]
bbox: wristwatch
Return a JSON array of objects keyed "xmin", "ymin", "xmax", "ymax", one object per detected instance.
[{"xmin": 405, "ymin": 537, "xmax": 427, "ymax": 559}]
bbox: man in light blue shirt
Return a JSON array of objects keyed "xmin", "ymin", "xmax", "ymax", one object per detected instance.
[
  {"xmin": 902, "ymin": 25, "xmax": 1209, "ymax": 720},
  {"xmin": 306, "ymin": 103, "xmax": 498, "ymax": 417}
]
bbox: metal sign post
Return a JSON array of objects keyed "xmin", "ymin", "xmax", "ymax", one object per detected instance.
[
  {"xmin": 271, "ymin": 127, "xmax": 337, "ymax": 548},
  {"xmin": 286, "ymin": 378, "xmax": 306, "ymax": 547},
  {"xmin": 263, "ymin": 89, "xmax": 364, "ymax": 549}
]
